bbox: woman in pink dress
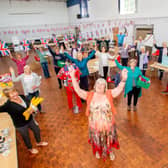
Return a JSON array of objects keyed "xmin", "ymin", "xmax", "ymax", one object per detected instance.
[{"xmin": 69, "ymin": 66, "xmax": 128, "ymax": 160}]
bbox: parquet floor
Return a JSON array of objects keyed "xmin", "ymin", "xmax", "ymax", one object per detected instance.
[{"xmin": 0, "ymin": 54, "xmax": 168, "ymax": 168}]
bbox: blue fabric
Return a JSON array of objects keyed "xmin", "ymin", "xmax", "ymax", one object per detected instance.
[
  {"xmin": 41, "ymin": 62, "xmax": 50, "ymax": 78},
  {"xmin": 117, "ymin": 34, "xmax": 126, "ymax": 46},
  {"xmin": 64, "ymin": 50, "xmax": 96, "ymax": 77}
]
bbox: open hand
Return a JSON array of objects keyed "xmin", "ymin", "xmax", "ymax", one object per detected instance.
[{"xmin": 9, "ymin": 67, "xmax": 14, "ymax": 73}]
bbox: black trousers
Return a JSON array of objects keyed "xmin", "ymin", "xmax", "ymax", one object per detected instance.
[
  {"xmin": 79, "ymin": 76, "xmax": 89, "ymax": 91},
  {"xmin": 121, "ymin": 58, "xmax": 128, "ymax": 66},
  {"xmin": 16, "ymin": 119, "xmax": 41, "ymax": 149},
  {"xmin": 141, "ymin": 70, "xmax": 146, "ymax": 76},
  {"xmin": 127, "ymin": 87, "xmax": 141, "ymax": 106},
  {"xmin": 159, "ymin": 70, "xmax": 164, "ymax": 80},
  {"xmin": 103, "ymin": 66, "xmax": 109, "ymax": 79},
  {"xmin": 54, "ymin": 67, "xmax": 62, "ymax": 88}
]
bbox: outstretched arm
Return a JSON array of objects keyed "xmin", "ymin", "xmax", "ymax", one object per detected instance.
[
  {"xmin": 64, "ymin": 52, "xmax": 77, "ymax": 63},
  {"xmin": 114, "ymin": 59, "xmax": 124, "ymax": 70},
  {"xmin": 9, "ymin": 67, "xmax": 22, "ymax": 82},
  {"xmin": 69, "ymin": 66, "xmax": 87, "ymax": 100},
  {"xmin": 86, "ymin": 50, "xmax": 96, "ymax": 61},
  {"xmin": 111, "ymin": 69, "xmax": 128, "ymax": 98}
]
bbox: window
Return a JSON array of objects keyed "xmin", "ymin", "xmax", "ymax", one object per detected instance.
[{"xmin": 119, "ymin": 0, "xmax": 137, "ymax": 15}]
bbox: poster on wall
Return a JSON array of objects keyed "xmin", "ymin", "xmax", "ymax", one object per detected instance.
[{"xmin": 80, "ymin": 0, "xmax": 89, "ymax": 18}]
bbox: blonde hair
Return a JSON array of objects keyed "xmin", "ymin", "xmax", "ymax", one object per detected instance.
[
  {"xmin": 3, "ymin": 87, "xmax": 17, "ymax": 98},
  {"xmin": 94, "ymin": 78, "xmax": 107, "ymax": 92}
]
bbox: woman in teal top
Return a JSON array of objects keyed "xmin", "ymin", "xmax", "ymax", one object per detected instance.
[
  {"xmin": 115, "ymin": 58, "xmax": 148, "ymax": 111},
  {"xmin": 64, "ymin": 50, "xmax": 96, "ymax": 91}
]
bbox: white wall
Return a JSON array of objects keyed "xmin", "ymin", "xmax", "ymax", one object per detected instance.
[
  {"xmin": 0, "ymin": 0, "xmax": 69, "ymax": 41},
  {"xmin": 67, "ymin": 0, "xmax": 168, "ymax": 43}
]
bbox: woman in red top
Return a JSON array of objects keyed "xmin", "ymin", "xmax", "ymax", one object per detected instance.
[
  {"xmin": 69, "ymin": 66, "xmax": 128, "ymax": 161},
  {"xmin": 9, "ymin": 51, "xmax": 29, "ymax": 75}
]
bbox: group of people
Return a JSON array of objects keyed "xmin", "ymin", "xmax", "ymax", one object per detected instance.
[{"xmin": 2, "ymin": 33, "xmax": 167, "ymax": 161}]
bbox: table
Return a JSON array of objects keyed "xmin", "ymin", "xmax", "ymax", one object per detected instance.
[
  {"xmin": 87, "ymin": 58, "xmax": 116, "ymax": 74},
  {"xmin": 0, "ymin": 113, "xmax": 18, "ymax": 168}
]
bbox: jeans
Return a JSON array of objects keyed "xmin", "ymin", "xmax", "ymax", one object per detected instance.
[
  {"xmin": 41, "ymin": 62, "xmax": 50, "ymax": 78},
  {"xmin": 27, "ymin": 91, "xmax": 41, "ymax": 111},
  {"xmin": 16, "ymin": 119, "xmax": 41, "ymax": 149}
]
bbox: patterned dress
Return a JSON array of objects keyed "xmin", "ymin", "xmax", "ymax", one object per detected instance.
[{"xmin": 88, "ymin": 101, "xmax": 119, "ymax": 159}]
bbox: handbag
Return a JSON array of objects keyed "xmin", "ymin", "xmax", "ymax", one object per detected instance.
[{"xmin": 137, "ymin": 75, "xmax": 150, "ymax": 89}]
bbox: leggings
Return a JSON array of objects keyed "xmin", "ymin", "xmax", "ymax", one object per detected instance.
[{"xmin": 127, "ymin": 87, "xmax": 141, "ymax": 106}]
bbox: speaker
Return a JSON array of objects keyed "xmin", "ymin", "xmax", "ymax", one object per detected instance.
[{"xmin": 77, "ymin": 14, "xmax": 82, "ymax": 19}]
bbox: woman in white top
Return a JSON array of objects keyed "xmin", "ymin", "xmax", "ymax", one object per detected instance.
[
  {"xmin": 96, "ymin": 46, "xmax": 115, "ymax": 79},
  {"xmin": 10, "ymin": 65, "xmax": 43, "ymax": 112},
  {"xmin": 138, "ymin": 46, "xmax": 149, "ymax": 76}
]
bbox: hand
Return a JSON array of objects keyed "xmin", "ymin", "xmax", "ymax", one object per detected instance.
[
  {"xmin": 68, "ymin": 65, "xmax": 75, "ymax": 78},
  {"xmin": 153, "ymin": 40, "xmax": 156, "ymax": 44},
  {"xmin": 146, "ymin": 51, "xmax": 149, "ymax": 56},
  {"xmin": 9, "ymin": 67, "xmax": 14, "ymax": 73},
  {"xmin": 32, "ymin": 85, "xmax": 37, "ymax": 90},
  {"xmin": 121, "ymin": 68, "xmax": 128, "ymax": 82}
]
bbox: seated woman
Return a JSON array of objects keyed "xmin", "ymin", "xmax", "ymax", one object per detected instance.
[
  {"xmin": 0, "ymin": 87, "xmax": 48, "ymax": 154},
  {"xmin": 69, "ymin": 65, "xmax": 128, "ymax": 160}
]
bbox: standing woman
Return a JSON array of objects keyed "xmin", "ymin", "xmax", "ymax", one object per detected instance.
[
  {"xmin": 9, "ymin": 51, "xmax": 29, "ymax": 75},
  {"xmin": 9, "ymin": 65, "xmax": 43, "ymax": 113},
  {"xmin": 115, "ymin": 58, "xmax": 149, "ymax": 111},
  {"xmin": 96, "ymin": 46, "xmax": 114, "ymax": 79},
  {"xmin": 34, "ymin": 47, "xmax": 50, "ymax": 78},
  {"xmin": 64, "ymin": 49, "xmax": 96, "ymax": 91},
  {"xmin": 47, "ymin": 45, "xmax": 66, "ymax": 89},
  {"xmin": 69, "ymin": 66, "xmax": 128, "ymax": 160},
  {"xmin": 138, "ymin": 46, "xmax": 149, "ymax": 76},
  {"xmin": 0, "ymin": 87, "xmax": 48, "ymax": 154}
]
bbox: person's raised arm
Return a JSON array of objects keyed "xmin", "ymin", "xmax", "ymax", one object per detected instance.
[
  {"xmin": 69, "ymin": 66, "xmax": 87, "ymax": 100},
  {"xmin": 64, "ymin": 52, "xmax": 77, "ymax": 63},
  {"xmin": 114, "ymin": 59, "xmax": 124, "ymax": 70},
  {"xmin": 47, "ymin": 45, "xmax": 55, "ymax": 57},
  {"xmin": 153, "ymin": 40, "xmax": 162, "ymax": 49},
  {"xmin": 9, "ymin": 67, "xmax": 22, "ymax": 82},
  {"xmin": 111, "ymin": 69, "xmax": 128, "ymax": 98},
  {"xmin": 86, "ymin": 50, "xmax": 96, "ymax": 61}
]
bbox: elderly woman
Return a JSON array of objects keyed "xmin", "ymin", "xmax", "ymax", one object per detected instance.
[
  {"xmin": 0, "ymin": 87, "xmax": 47, "ymax": 154},
  {"xmin": 138, "ymin": 46, "xmax": 149, "ymax": 76},
  {"xmin": 69, "ymin": 65, "xmax": 128, "ymax": 160},
  {"xmin": 9, "ymin": 51, "xmax": 29, "ymax": 75},
  {"xmin": 9, "ymin": 65, "xmax": 43, "ymax": 113},
  {"xmin": 115, "ymin": 58, "xmax": 149, "ymax": 111}
]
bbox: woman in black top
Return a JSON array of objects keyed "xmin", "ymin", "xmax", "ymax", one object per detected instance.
[
  {"xmin": 0, "ymin": 87, "xmax": 48, "ymax": 154},
  {"xmin": 47, "ymin": 45, "xmax": 66, "ymax": 89}
]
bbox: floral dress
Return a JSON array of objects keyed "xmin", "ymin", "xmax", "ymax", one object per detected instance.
[{"xmin": 88, "ymin": 101, "xmax": 119, "ymax": 159}]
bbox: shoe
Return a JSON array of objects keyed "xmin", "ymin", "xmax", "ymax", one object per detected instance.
[
  {"xmin": 40, "ymin": 111, "xmax": 46, "ymax": 114},
  {"xmin": 28, "ymin": 148, "xmax": 39, "ymax": 154},
  {"xmin": 36, "ymin": 141, "xmax": 48, "ymax": 147},
  {"xmin": 127, "ymin": 105, "xmax": 131, "ymax": 111},
  {"xmin": 109, "ymin": 151, "xmax": 115, "ymax": 161},
  {"xmin": 133, "ymin": 106, "xmax": 137, "ymax": 111},
  {"xmin": 95, "ymin": 152, "xmax": 100, "ymax": 159},
  {"xmin": 161, "ymin": 90, "xmax": 168, "ymax": 94}
]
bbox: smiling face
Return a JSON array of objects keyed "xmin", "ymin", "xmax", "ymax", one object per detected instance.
[
  {"xmin": 16, "ymin": 53, "xmax": 22, "ymax": 60},
  {"xmin": 77, "ymin": 52, "xmax": 83, "ymax": 61},
  {"xmin": 129, "ymin": 59, "xmax": 137, "ymax": 69},
  {"xmin": 24, "ymin": 65, "xmax": 31, "ymax": 75},
  {"xmin": 162, "ymin": 42, "xmax": 167, "ymax": 48},
  {"xmin": 101, "ymin": 46, "xmax": 106, "ymax": 53},
  {"xmin": 8, "ymin": 90, "xmax": 19, "ymax": 100},
  {"xmin": 94, "ymin": 78, "xmax": 107, "ymax": 94}
]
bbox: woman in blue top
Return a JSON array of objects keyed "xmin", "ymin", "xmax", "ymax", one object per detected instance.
[
  {"xmin": 64, "ymin": 49, "xmax": 96, "ymax": 91},
  {"xmin": 115, "ymin": 58, "xmax": 148, "ymax": 111}
]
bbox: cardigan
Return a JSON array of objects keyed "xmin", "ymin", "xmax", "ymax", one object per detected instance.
[
  {"xmin": 115, "ymin": 60, "xmax": 148, "ymax": 97},
  {"xmin": 64, "ymin": 50, "xmax": 96, "ymax": 77},
  {"xmin": 0, "ymin": 95, "xmax": 32, "ymax": 128}
]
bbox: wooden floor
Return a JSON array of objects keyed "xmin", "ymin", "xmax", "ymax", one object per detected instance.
[{"xmin": 0, "ymin": 55, "xmax": 168, "ymax": 168}]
